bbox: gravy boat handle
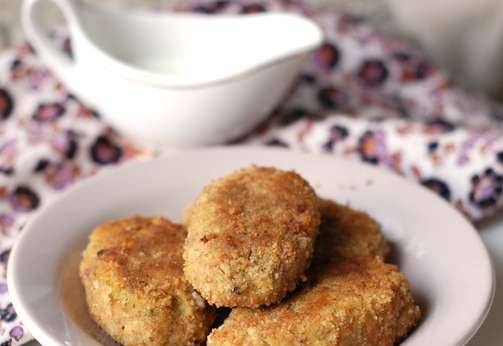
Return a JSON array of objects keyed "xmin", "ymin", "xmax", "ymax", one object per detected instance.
[{"xmin": 21, "ymin": 0, "xmax": 78, "ymax": 81}]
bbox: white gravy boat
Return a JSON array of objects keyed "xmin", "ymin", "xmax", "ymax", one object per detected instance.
[{"xmin": 21, "ymin": 0, "xmax": 322, "ymax": 147}]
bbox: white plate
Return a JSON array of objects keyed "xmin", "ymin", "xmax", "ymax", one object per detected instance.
[{"xmin": 8, "ymin": 147, "xmax": 495, "ymax": 346}]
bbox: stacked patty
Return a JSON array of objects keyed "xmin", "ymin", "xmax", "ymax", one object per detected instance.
[{"xmin": 183, "ymin": 167, "xmax": 321, "ymax": 308}]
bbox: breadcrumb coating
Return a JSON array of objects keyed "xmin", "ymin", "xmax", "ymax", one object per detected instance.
[
  {"xmin": 183, "ymin": 166, "xmax": 320, "ymax": 308},
  {"xmin": 80, "ymin": 216, "xmax": 215, "ymax": 346},
  {"xmin": 207, "ymin": 257, "xmax": 421, "ymax": 346},
  {"xmin": 314, "ymin": 199, "xmax": 390, "ymax": 263}
]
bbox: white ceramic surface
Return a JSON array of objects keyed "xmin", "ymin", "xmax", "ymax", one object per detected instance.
[
  {"xmin": 467, "ymin": 215, "xmax": 503, "ymax": 346},
  {"xmin": 21, "ymin": 0, "xmax": 322, "ymax": 147},
  {"xmin": 8, "ymin": 147, "xmax": 494, "ymax": 346}
]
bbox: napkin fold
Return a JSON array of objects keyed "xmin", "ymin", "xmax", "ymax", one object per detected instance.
[{"xmin": 2, "ymin": 0, "xmax": 503, "ymax": 345}]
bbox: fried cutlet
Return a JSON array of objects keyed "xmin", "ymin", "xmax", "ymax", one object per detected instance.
[
  {"xmin": 314, "ymin": 198, "xmax": 390, "ymax": 263},
  {"xmin": 207, "ymin": 257, "xmax": 421, "ymax": 346},
  {"xmin": 183, "ymin": 166, "xmax": 320, "ymax": 308},
  {"xmin": 80, "ymin": 216, "xmax": 215, "ymax": 346}
]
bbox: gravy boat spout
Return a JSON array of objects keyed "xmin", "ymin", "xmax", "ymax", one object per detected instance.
[{"xmin": 22, "ymin": 0, "xmax": 323, "ymax": 146}]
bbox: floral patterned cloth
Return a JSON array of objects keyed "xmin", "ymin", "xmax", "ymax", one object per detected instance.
[{"xmin": 2, "ymin": 0, "xmax": 503, "ymax": 344}]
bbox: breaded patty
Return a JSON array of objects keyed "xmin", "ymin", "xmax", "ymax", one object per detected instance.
[
  {"xmin": 314, "ymin": 199, "xmax": 390, "ymax": 264},
  {"xmin": 183, "ymin": 166, "xmax": 321, "ymax": 308},
  {"xmin": 79, "ymin": 217, "xmax": 215, "ymax": 346},
  {"xmin": 207, "ymin": 257, "xmax": 421, "ymax": 346}
]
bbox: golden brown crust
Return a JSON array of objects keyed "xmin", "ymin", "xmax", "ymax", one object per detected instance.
[
  {"xmin": 183, "ymin": 166, "xmax": 321, "ymax": 308},
  {"xmin": 314, "ymin": 199, "xmax": 390, "ymax": 264},
  {"xmin": 79, "ymin": 216, "xmax": 215, "ymax": 346},
  {"xmin": 207, "ymin": 257, "xmax": 421, "ymax": 346}
]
